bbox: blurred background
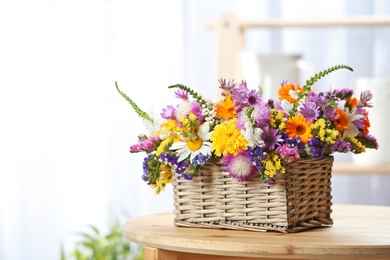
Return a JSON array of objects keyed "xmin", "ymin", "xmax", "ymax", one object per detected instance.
[{"xmin": 0, "ymin": 0, "xmax": 389, "ymax": 259}]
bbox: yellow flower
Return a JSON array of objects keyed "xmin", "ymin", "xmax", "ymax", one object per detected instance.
[
  {"xmin": 210, "ymin": 118, "xmax": 248, "ymax": 156},
  {"xmin": 156, "ymin": 136, "xmax": 174, "ymax": 156},
  {"xmin": 312, "ymin": 118, "xmax": 338, "ymax": 145},
  {"xmin": 152, "ymin": 164, "xmax": 173, "ymax": 195},
  {"xmin": 263, "ymin": 153, "xmax": 284, "ymax": 178}
]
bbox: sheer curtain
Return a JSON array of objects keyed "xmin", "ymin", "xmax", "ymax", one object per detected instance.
[
  {"xmin": 0, "ymin": 0, "xmax": 183, "ymax": 259},
  {"xmin": 0, "ymin": 1, "xmax": 389, "ymax": 260}
]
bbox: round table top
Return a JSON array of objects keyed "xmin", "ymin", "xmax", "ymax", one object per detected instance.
[{"xmin": 122, "ymin": 205, "xmax": 390, "ymax": 259}]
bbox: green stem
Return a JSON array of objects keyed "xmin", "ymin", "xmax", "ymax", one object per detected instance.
[{"xmin": 115, "ymin": 82, "xmax": 154, "ymax": 123}]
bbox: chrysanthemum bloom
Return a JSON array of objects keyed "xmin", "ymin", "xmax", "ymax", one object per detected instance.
[
  {"xmin": 215, "ymin": 94, "xmax": 236, "ymax": 120},
  {"xmin": 285, "ymin": 114, "xmax": 313, "ymax": 144},
  {"xmin": 210, "ymin": 118, "xmax": 248, "ymax": 156},
  {"xmin": 169, "ymin": 123, "xmax": 213, "ymax": 162},
  {"xmin": 223, "ymin": 152, "xmax": 258, "ymax": 182},
  {"xmin": 278, "ymin": 82, "xmax": 303, "ymax": 103}
]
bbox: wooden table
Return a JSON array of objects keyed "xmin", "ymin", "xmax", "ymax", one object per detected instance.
[{"xmin": 122, "ymin": 205, "xmax": 390, "ymax": 260}]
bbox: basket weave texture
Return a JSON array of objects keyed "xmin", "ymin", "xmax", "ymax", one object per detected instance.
[{"xmin": 173, "ymin": 156, "xmax": 334, "ymax": 233}]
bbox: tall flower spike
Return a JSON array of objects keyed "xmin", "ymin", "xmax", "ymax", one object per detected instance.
[
  {"xmin": 303, "ymin": 64, "xmax": 353, "ymax": 91},
  {"xmin": 115, "ymin": 82, "xmax": 154, "ymax": 123}
]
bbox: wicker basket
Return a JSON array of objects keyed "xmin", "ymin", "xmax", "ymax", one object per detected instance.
[{"xmin": 173, "ymin": 156, "xmax": 334, "ymax": 233}]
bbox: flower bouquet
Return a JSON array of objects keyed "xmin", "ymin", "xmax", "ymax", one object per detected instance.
[{"xmin": 116, "ymin": 64, "xmax": 378, "ymax": 232}]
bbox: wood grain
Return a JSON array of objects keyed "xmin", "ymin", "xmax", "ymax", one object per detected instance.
[{"xmin": 123, "ymin": 205, "xmax": 390, "ymax": 259}]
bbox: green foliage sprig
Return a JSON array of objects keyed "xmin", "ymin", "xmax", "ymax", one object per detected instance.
[
  {"xmin": 302, "ymin": 64, "xmax": 353, "ymax": 91},
  {"xmin": 115, "ymin": 82, "xmax": 154, "ymax": 123}
]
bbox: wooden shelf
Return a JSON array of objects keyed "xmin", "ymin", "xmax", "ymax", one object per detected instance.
[
  {"xmin": 205, "ymin": 15, "xmax": 390, "ymax": 29},
  {"xmin": 333, "ymin": 162, "xmax": 390, "ymax": 174}
]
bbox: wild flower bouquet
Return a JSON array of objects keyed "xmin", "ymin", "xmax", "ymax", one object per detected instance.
[{"xmin": 116, "ymin": 65, "xmax": 378, "ymax": 195}]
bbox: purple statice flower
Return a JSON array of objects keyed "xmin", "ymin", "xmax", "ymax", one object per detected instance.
[
  {"xmin": 252, "ymin": 102, "xmax": 271, "ymax": 128},
  {"xmin": 142, "ymin": 154, "xmax": 157, "ymax": 185},
  {"xmin": 223, "ymin": 152, "xmax": 259, "ymax": 182},
  {"xmin": 246, "ymin": 146, "xmax": 265, "ymax": 171},
  {"xmin": 331, "ymin": 139, "xmax": 351, "ymax": 153},
  {"xmin": 299, "ymin": 101, "xmax": 320, "ymax": 123},
  {"xmin": 191, "ymin": 154, "xmax": 210, "ymax": 167},
  {"xmin": 280, "ymin": 133, "xmax": 306, "ymax": 152},
  {"xmin": 232, "ymin": 83, "xmax": 262, "ymax": 111},
  {"xmin": 359, "ymin": 90, "xmax": 373, "ymax": 108},
  {"xmin": 159, "ymin": 153, "xmax": 191, "ymax": 179},
  {"xmin": 332, "ymin": 88, "xmax": 354, "ymax": 100},
  {"xmin": 160, "ymin": 105, "xmax": 176, "ymax": 119},
  {"xmin": 356, "ymin": 133, "xmax": 379, "ymax": 150},
  {"xmin": 307, "ymin": 138, "xmax": 325, "ymax": 159},
  {"xmin": 276, "ymin": 144, "xmax": 300, "ymax": 162},
  {"xmin": 261, "ymin": 126, "xmax": 283, "ymax": 150},
  {"xmin": 175, "ymin": 89, "xmax": 188, "ymax": 100}
]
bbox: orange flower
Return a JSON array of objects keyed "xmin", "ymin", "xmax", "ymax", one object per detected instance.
[
  {"xmin": 361, "ymin": 110, "xmax": 370, "ymax": 135},
  {"xmin": 285, "ymin": 114, "xmax": 313, "ymax": 144},
  {"xmin": 215, "ymin": 94, "xmax": 236, "ymax": 120},
  {"xmin": 333, "ymin": 109, "xmax": 349, "ymax": 132},
  {"xmin": 278, "ymin": 82, "xmax": 303, "ymax": 103},
  {"xmin": 346, "ymin": 97, "xmax": 358, "ymax": 109}
]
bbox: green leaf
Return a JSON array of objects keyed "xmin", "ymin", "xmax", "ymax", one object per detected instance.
[{"xmin": 115, "ymin": 81, "xmax": 154, "ymax": 123}]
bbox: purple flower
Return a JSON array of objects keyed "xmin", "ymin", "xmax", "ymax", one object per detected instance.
[
  {"xmin": 246, "ymin": 146, "xmax": 265, "ymax": 170},
  {"xmin": 190, "ymin": 101, "xmax": 205, "ymax": 122},
  {"xmin": 359, "ymin": 90, "xmax": 373, "ymax": 108},
  {"xmin": 307, "ymin": 91, "xmax": 320, "ymax": 103},
  {"xmin": 261, "ymin": 126, "xmax": 283, "ymax": 150},
  {"xmin": 252, "ymin": 103, "xmax": 271, "ymax": 128},
  {"xmin": 218, "ymin": 78, "xmax": 237, "ymax": 93},
  {"xmin": 175, "ymin": 89, "xmax": 189, "ymax": 100},
  {"xmin": 323, "ymin": 106, "xmax": 337, "ymax": 120},
  {"xmin": 299, "ymin": 101, "xmax": 319, "ymax": 123},
  {"xmin": 232, "ymin": 83, "xmax": 262, "ymax": 111},
  {"xmin": 331, "ymin": 139, "xmax": 351, "ymax": 153},
  {"xmin": 191, "ymin": 154, "xmax": 210, "ymax": 166},
  {"xmin": 307, "ymin": 138, "xmax": 325, "ymax": 159},
  {"xmin": 161, "ymin": 105, "xmax": 176, "ymax": 119},
  {"xmin": 160, "ymin": 153, "xmax": 191, "ymax": 179},
  {"xmin": 223, "ymin": 152, "xmax": 259, "ymax": 182}
]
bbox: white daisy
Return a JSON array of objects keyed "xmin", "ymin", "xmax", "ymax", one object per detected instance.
[{"xmin": 169, "ymin": 123, "xmax": 213, "ymax": 162}]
